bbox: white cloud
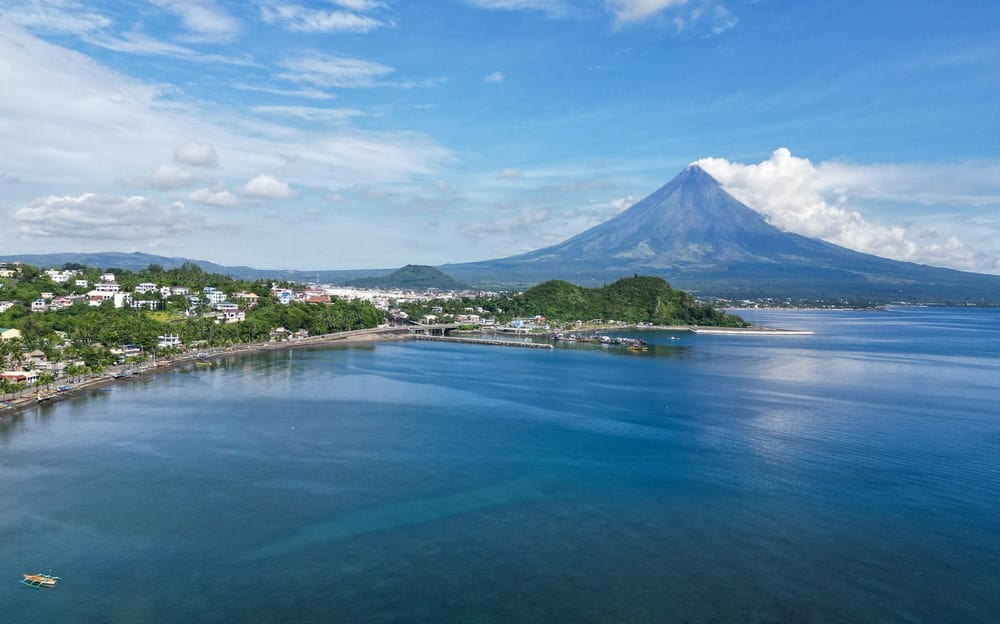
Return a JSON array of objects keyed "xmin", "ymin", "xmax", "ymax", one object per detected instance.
[
  {"xmin": 251, "ymin": 106, "xmax": 364, "ymax": 122},
  {"xmin": 696, "ymin": 148, "xmax": 1000, "ymax": 273},
  {"xmin": 189, "ymin": 187, "xmax": 238, "ymax": 207},
  {"xmin": 123, "ymin": 164, "xmax": 202, "ymax": 189},
  {"xmin": 605, "ymin": 0, "xmax": 736, "ymax": 33},
  {"xmin": 260, "ymin": 4, "xmax": 388, "ymax": 33},
  {"xmin": 240, "ymin": 174, "xmax": 299, "ymax": 200},
  {"xmin": 12, "ymin": 193, "xmax": 195, "ymax": 239},
  {"xmin": 499, "ymin": 168, "xmax": 523, "ymax": 179},
  {"xmin": 148, "ymin": 0, "xmax": 241, "ymax": 41},
  {"xmin": 484, "ymin": 71, "xmax": 504, "ymax": 83},
  {"xmin": 232, "ymin": 83, "xmax": 337, "ymax": 100},
  {"xmin": 277, "ymin": 53, "xmax": 396, "ymax": 88},
  {"xmin": 0, "ymin": 0, "xmax": 111, "ymax": 34},
  {"xmin": 464, "ymin": 0, "xmax": 567, "ymax": 15},
  {"xmin": 174, "ymin": 141, "xmax": 219, "ymax": 168},
  {"xmin": 331, "ymin": 0, "xmax": 385, "ymax": 10}
]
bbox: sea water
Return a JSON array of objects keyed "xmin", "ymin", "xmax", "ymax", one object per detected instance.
[{"xmin": 1, "ymin": 308, "xmax": 998, "ymax": 623}]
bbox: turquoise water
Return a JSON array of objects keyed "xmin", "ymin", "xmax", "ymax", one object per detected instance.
[{"xmin": 1, "ymin": 308, "xmax": 998, "ymax": 622}]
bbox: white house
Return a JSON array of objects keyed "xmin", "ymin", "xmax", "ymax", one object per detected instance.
[
  {"xmin": 113, "ymin": 293, "xmax": 133, "ymax": 309},
  {"xmin": 75, "ymin": 279, "xmax": 89, "ymax": 288},
  {"xmin": 134, "ymin": 282, "xmax": 158, "ymax": 294},
  {"xmin": 31, "ymin": 299, "xmax": 49, "ymax": 313},
  {"xmin": 45, "ymin": 269, "xmax": 76, "ymax": 283},
  {"xmin": 131, "ymin": 299, "xmax": 159, "ymax": 311},
  {"xmin": 157, "ymin": 334, "xmax": 182, "ymax": 349},
  {"xmin": 0, "ymin": 302, "xmax": 16, "ymax": 314},
  {"xmin": 219, "ymin": 310, "xmax": 245, "ymax": 323},
  {"xmin": 100, "ymin": 272, "xmax": 116, "ymax": 282},
  {"xmin": 205, "ymin": 290, "xmax": 226, "ymax": 305},
  {"xmin": 170, "ymin": 286, "xmax": 190, "ymax": 296},
  {"xmin": 95, "ymin": 282, "xmax": 120, "ymax": 293}
]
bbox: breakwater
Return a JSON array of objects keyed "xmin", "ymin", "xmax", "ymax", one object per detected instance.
[{"xmin": 413, "ymin": 335, "xmax": 553, "ymax": 349}]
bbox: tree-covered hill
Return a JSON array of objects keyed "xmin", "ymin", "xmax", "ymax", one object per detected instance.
[
  {"xmin": 509, "ymin": 276, "xmax": 746, "ymax": 326},
  {"xmin": 348, "ymin": 265, "xmax": 467, "ymax": 291}
]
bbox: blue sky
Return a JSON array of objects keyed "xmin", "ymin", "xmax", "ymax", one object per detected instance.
[{"xmin": 1, "ymin": 0, "xmax": 999, "ymax": 273}]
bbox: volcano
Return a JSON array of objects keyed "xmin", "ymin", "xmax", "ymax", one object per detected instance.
[{"xmin": 442, "ymin": 165, "xmax": 1000, "ymax": 302}]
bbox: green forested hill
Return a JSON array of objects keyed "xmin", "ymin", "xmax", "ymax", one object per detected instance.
[
  {"xmin": 510, "ymin": 276, "xmax": 746, "ymax": 326},
  {"xmin": 348, "ymin": 265, "xmax": 466, "ymax": 290}
]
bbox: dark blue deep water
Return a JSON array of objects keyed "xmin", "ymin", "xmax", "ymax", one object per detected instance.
[{"xmin": 2, "ymin": 308, "xmax": 998, "ymax": 622}]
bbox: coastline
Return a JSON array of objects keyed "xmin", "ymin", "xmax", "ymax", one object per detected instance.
[{"xmin": 1, "ymin": 326, "xmax": 411, "ymax": 421}]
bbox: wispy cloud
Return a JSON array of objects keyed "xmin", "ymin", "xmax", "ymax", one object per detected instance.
[
  {"xmin": 0, "ymin": 23, "xmax": 450, "ymax": 202},
  {"xmin": 232, "ymin": 83, "xmax": 337, "ymax": 100},
  {"xmin": 251, "ymin": 105, "xmax": 364, "ymax": 122},
  {"xmin": 484, "ymin": 71, "xmax": 504, "ymax": 83},
  {"xmin": 259, "ymin": 3, "xmax": 389, "ymax": 33},
  {"xmin": 463, "ymin": 0, "xmax": 568, "ymax": 16},
  {"xmin": 148, "ymin": 0, "xmax": 242, "ymax": 42},
  {"xmin": 277, "ymin": 53, "xmax": 395, "ymax": 88},
  {"xmin": 0, "ymin": 0, "xmax": 111, "ymax": 34},
  {"xmin": 606, "ymin": 0, "xmax": 736, "ymax": 33}
]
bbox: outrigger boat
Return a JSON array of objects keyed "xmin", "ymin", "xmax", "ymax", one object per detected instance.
[{"xmin": 21, "ymin": 572, "xmax": 60, "ymax": 589}]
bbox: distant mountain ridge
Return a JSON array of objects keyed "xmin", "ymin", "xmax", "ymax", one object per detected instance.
[
  {"xmin": 441, "ymin": 165, "xmax": 1000, "ymax": 303},
  {"xmin": 0, "ymin": 251, "xmax": 393, "ymax": 284}
]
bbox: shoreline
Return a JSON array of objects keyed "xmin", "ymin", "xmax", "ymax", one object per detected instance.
[{"xmin": 1, "ymin": 326, "xmax": 411, "ymax": 421}]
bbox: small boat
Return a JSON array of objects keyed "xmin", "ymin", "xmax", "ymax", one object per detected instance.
[
  {"xmin": 57, "ymin": 385, "xmax": 74, "ymax": 392},
  {"xmin": 21, "ymin": 572, "xmax": 60, "ymax": 589}
]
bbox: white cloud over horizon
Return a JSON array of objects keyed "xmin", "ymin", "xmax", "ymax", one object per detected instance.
[
  {"xmin": 12, "ymin": 193, "xmax": 197, "ymax": 240},
  {"xmin": 696, "ymin": 148, "xmax": 1000, "ymax": 274}
]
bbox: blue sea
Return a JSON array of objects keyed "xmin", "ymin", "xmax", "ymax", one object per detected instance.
[{"xmin": 1, "ymin": 308, "xmax": 998, "ymax": 623}]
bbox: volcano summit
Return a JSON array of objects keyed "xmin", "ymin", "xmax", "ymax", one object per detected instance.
[{"xmin": 443, "ymin": 165, "xmax": 1000, "ymax": 303}]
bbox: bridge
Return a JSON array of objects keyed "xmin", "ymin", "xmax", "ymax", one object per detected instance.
[{"xmin": 407, "ymin": 322, "xmax": 461, "ymax": 336}]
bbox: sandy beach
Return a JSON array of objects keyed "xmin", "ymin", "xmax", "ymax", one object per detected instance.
[{"xmin": 0, "ymin": 326, "xmax": 411, "ymax": 420}]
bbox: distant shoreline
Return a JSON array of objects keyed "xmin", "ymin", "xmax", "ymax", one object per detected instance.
[{"xmin": 1, "ymin": 326, "xmax": 410, "ymax": 421}]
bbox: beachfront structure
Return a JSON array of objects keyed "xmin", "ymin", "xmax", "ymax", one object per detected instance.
[{"xmin": 1, "ymin": 370, "xmax": 39, "ymax": 385}]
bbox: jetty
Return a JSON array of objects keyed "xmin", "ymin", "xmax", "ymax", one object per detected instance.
[{"xmin": 414, "ymin": 335, "xmax": 553, "ymax": 349}]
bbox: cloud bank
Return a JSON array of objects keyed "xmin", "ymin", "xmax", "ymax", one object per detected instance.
[{"xmin": 696, "ymin": 148, "xmax": 1000, "ymax": 273}]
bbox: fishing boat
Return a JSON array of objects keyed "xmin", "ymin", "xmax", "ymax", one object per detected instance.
[{"xmin": 21, "ymin": 573, "xmax": 60, "ymax": 589}]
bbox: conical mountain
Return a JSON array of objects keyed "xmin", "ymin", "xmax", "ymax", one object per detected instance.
[{"xmin": 443, "ymin": 165, "xmax": 1000, "ymax": 302}]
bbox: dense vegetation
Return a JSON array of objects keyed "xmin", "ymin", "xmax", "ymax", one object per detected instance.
[
  {"xmin": 509, "ymin": 276, "xmax": 746, "ymax": 326},
  {"xmin": 397, "ymin": 275, "xmax": 745, "ymax": 327},
  {"xmin": 0, "ymin": 262, "xmax": 383, "ymax": 367},
  {"xmin": 348, "ymin": 265, "xmax": 467, "ymax": 291}
]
